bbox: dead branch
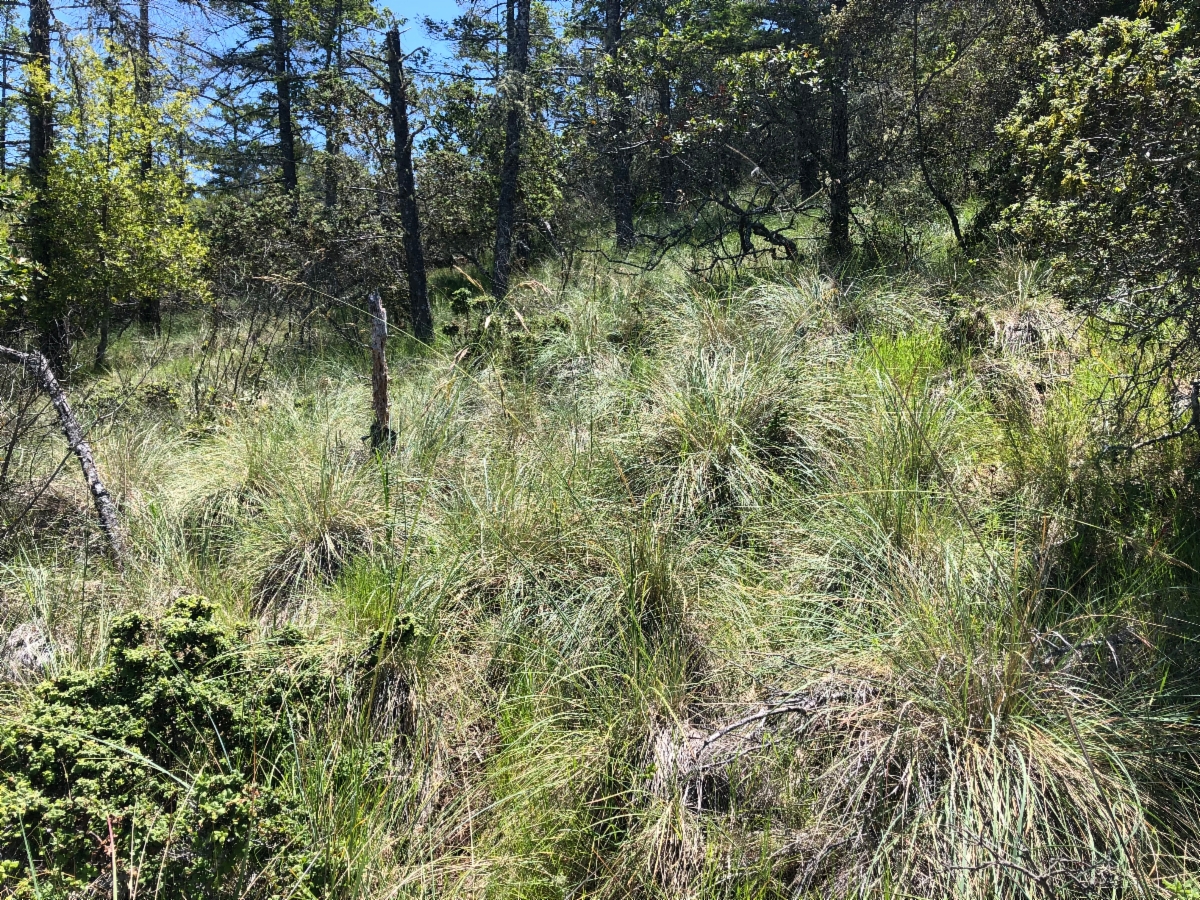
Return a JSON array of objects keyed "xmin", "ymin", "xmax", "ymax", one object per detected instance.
[{"xmin": 0, "ymin": 344, "xmax": 125, "ymax": 565}]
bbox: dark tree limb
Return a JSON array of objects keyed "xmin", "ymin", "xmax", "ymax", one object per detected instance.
[
  {"xmin": 27, "ymin": 0, "xmax": 66, "ymax": 374},
  {"xmin": 714, "ymin": 194, "xmax": 801, "ymax": 260},
  {"xmin": 826, "ymin": 0, "xmax": 852, "ymax": 258},
  {"xmin": 492, "ymin": 0, "xmax": 531, "ymax": 302},
  {"xmin": 270, "ymin": 9, "xmax": 298, "ymax": 192},
  {"xmin": 0, "ymin": 345, "xmax": 125, "ymax": 565},
  {"xmin": 135, "ymin": 0, "xmax": 161, "ymax": 332},
  {"xmin": 751, "ymin": 221, "xmax": 799, "ymax": 259},
  {"xmin": 604, "ymin": 0, "xmax": 635, "ymax": 249},
  {"xmin": 656, "ymin": 72, "xmax": 674, "ymax": 213}
]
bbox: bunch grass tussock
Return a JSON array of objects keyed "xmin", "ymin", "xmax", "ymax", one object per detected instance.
[
  {"xmin": 630, "ymin": 346, "xmax": 808, "ymax": 518},
  {"xmin": 2, "ymin": 252, "xmax": 1200, "ymax": 898}
]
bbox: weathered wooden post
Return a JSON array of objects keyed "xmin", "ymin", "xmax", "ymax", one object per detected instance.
[{"xmin": 368, "ymin": 291, "xmax": 395, "ymax": 450}]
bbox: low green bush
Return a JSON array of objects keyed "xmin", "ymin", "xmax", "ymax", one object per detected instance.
[{"xmin": 0, "ymin": 596, "xmax": 416, "ymax": 899}]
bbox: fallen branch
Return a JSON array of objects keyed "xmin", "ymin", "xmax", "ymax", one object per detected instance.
[
  {"xmin": 751, "ymin": 220, "xmax": 800, "ymax": 259},
  {"xmin": 0, "ymin": 344, "xmax": 125, "ymax": 565}
]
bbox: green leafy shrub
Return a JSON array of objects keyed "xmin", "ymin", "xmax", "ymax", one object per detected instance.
[
  {"xmin": 1002, "ymin": 14, "xmax": 1200, "ymax": 437},
  {"xmin": 0, "ymin": 596, "xmax": 415, "ymax": 899}
]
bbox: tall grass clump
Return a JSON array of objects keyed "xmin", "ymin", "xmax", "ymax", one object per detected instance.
[
  {"xmin": 626, "ymin": 285, "xmax": 824, "ymax": 520},
  {"xmin": 775, "ymin": 545, "xmax": 1199, "ymax": 898},
  {"xmin": 631, "ymin": 347, "xmax": 807, "ymax": 517}
]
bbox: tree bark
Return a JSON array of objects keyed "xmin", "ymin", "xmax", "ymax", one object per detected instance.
[
  {"xmin": 657, "ymin": 72, "xmax": 674, "ymax": 213},
  {"xmin": 27, "ymin": 0, "xmax": 65, "ymax": 375},
  {"xmin": 492, "ymin": 0, "xmax": 531, "ymax": 302},
  {"xmin": 135, "ymin": 0, "xmax": 162, "ymax": 332},
  {"xmin": 270, "ymin": 6, "xmax": 298, "ymax": 192},
  {"xmin": 827, "ymin": 75, "xmax": 851, "ymax": 256},
  {"xmin": 324, "ymin": 123, "xmax": 341, "ymax": 208},
  {"xmin": 0, "ymin": 345, "xmax": 125, "ymax": 565},
  {"xmin": 739, "ymin": 215, "xmax": 753, "ymax": 255},
  {"xmin": 137, "ymin": 0, "xmax": 151, "ymax": 176},
  {"xmin": 752, "ymin": 221, "xmax": 799, "ymax": 259},
  {"xmin": 322, "ymin": 0, "xmax": 343, "ymax": 209},
  {"xmin": 0, "ymin": 7, "xmax": 10, "ymax": 176},
  {"xmin": 386, "ymin": 27, "xmax": 433, "ymax": 344},
  {"xmin": 826, "ymin": 0, "xmax": 851, "ymax": 257},
  {"xmin": 95, "ymin": 314, "xmax": 110, "ymax": 369},
  {"xmin": 367, "ymin": 291, "xmax": 395, "ymax": 450},
  {"xmin": 605, "ymin": 0, "xmax": 635, "ymax": 248}
]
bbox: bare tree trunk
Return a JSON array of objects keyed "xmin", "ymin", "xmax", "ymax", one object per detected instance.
[
  {"xmin": 826, "ymin": 0, "xmax": 851, "ymax": 258},
  {"xmin": 271, "ymin": 6, "xmax": 298, "ymax": 192},
  {"xmin": 386, "ymin": 27, "xmax": 433, "ymax": 344},
  {"xmin": 27, "ymin": 0, "xmax": 51, "ymax": 201},
  {"xmin": 322, "ymin": 0, "xmax": 343, "ymax": 209},
  {"xmin": 827, "ymin": 74, "xmax": 851, "ymax": 256},
  {"xmin": 28, "ymin": 0, "xmax": 65, "ymax": 375},
  {"xmin": 0, "ymin": 345, "xmax": 125, "ymax": 565},
  {"xmin": 605, "ymin": 0, "xmax": 635, "ymax": 248},
  {"xmin": 367, "ymin": 292, "xmax": 394, "ymax": 450},
  {"xmin": 324, "ymin": 122, "xmax": 341, "ymax": 208},
  {"xmin": 492, "ymin": 0, "xmax": 531, "ymax": 302},
  {"xmin": 136, "ymin": 0, "xmax": 162, "ymax": 332},
  {"xmin": 95, "ymin": 310, "xmax": 110, "ymax": 369},
  {"xmin": 739, "ymin": 215, "xmax": 753, "ymax": 255},
  {"xmin": 657, "ymin": 72, "xmax": 674, "ymax": 213},
  {"xmin": 137, "ymin": 0, "xmax": 151, "ymax": 176},
  {"xmin": 0, "ymin": 6, "xmax": 9, "ymax": 176},
  {"xmin": 97, "ymin": 167, "xmax": 111, "ymax": 367}
]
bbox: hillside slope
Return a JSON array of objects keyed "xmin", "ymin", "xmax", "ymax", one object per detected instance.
[{"xmin": 2, "ymin": 255, "xmax": 1199, "ymax": 898}]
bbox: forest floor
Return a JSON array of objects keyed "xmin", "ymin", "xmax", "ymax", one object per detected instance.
[{"xmin": 3, "ymin": 247, "xmax": 1200, "ymax": 898}]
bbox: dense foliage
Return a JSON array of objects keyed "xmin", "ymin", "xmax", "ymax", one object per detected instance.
[
  {"xmin": 1, "ymin": 595, "xmax": 417, "ymax": 898},
  {"xmin": 0, "ymin": 0, "xmax": 1192, "ymax": 371},
  {"xmin": 1003, "ymin": 13, "xmax": 1200, "ymax": 429}
]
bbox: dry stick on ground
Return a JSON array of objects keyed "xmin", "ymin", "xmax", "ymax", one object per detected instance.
[
  {"xmin": 0, "ymin": 344, "xmax": 125, "ymax": 565},
  {"xmin": 368, "ymin": 291, "xmax": 395, "ymax": 450}
]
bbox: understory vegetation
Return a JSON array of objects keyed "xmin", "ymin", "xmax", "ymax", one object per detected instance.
[
  {"xmin": 3, "ymin": 245, "xmax": 1199, "ymax": 898},
  {"xmin": 1, "ymin": 0, "xmax": 1200, "ymax": 892}
]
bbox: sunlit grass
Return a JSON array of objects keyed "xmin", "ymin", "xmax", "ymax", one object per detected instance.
[{"xmin": 2, "ymin": 250, "xmax": 1199, "ymax": 898}]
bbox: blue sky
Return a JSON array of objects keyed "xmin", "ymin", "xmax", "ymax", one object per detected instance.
[
  {"xmin": 380, "ymin": 0, "xmax": 461, "ymax": 61},
  {"xmin": 382, "ymin": 0, "xmax": 461, "ymax": 23}
]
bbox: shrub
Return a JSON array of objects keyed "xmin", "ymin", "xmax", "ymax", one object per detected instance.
[
  {"xmin": 1002, "ymin": 15, "xmax": 1200, "ymax": 439},
  {"xmin": 0, "ymin": 595, "xmax": 416, "ymax": 899}
]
